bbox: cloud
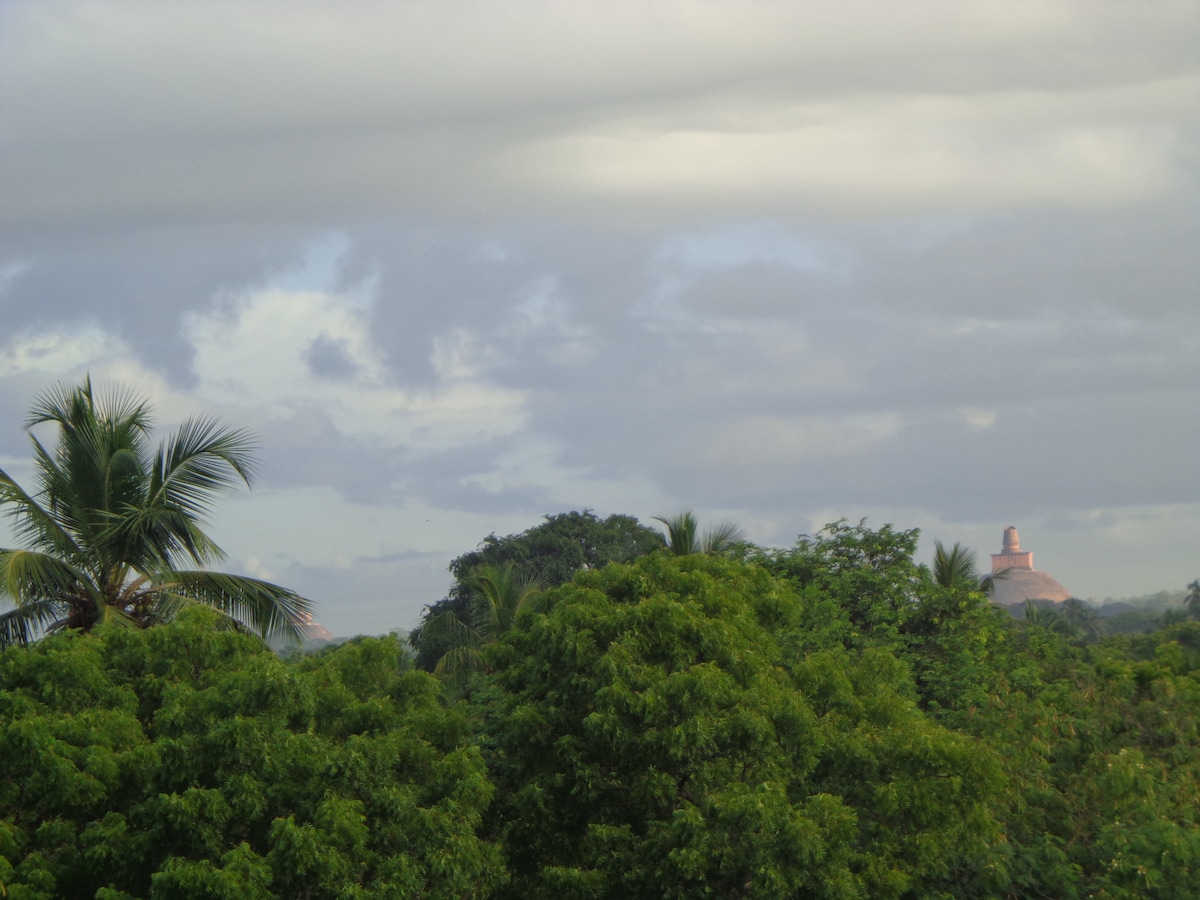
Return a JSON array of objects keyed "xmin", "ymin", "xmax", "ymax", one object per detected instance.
[
  {"xmin": 3, "ymin": 1, "xmax": 1196, "ymax": 237},
  {"xmin": 183, "ymin": 282, "xmax": 528, "ymax": 450},
  {"xmin": 500, "ymin": 82, "xmax": 1186, "ymax": 217},
  {"xmin": 0, "ymin": 0, "xmax": 1196, "ymax": 634},
  {"xmin": 0, "ymin": 326, "xmax": 126, "ymax": 379}
]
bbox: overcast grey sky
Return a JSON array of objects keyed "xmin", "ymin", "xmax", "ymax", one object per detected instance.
[{"xmin": 2, "ymin": 0, "xmax": 1197, "ymax": 635}]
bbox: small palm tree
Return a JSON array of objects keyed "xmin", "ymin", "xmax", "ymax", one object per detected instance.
[
  {"xmin": 930, "ymin": 539, "xmax": 1007, "ymax": 593},
  {"xmin": 1186, "ymin": 580, "xmax": 1200, "ymax": 620},
  {"xmin": 0, "ymin": 378, "xmax": 311, "ymax": 647},
  {"xmin": 425, "ymin": 563, "xmax": 545, "ymax": 690},
  {"xmin": 653, "ymin": 511, "xmax": 744, "ymax": 556},
  {"xmin": 1020, "ymin": 599, "xmax": 1073, "ymax": 637},
  {"xmin": 931, "ymin": 540, "xmax": 980, "ymax": 590},
  {"xmin": 1061, "ymin": 597, "xmax": 1105, "ymax": 640}
]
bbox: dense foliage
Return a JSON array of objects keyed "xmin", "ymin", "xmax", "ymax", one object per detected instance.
[
  {"xmin": 3, "ymin": 516, "xmax": 1199, "ymax": 898},
  {"xmin": 412, "ymin": 510, "xmax": 661, "ymax": 671},
  {"xmin": 0, "ymin": 609, "xmax": 501, "ymax": 899},
  {"xmin": 483, "ymin": 553, "xmax": 1003, "ymax": 898}
]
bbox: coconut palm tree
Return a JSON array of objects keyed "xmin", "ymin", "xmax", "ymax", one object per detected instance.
[
  {"xmin": 1186, "ymin": 580, "xmax": 1200, "ymax": 620},
  {"xmin": 930, "ymin": 539, "xmax": 1007, "ymax": 593},
  {"xmin": 653, "ymin": 511, "xmax": 744, "ymax": 556},
  {"xmin": 425, "ymin": 563, "xmax": 545, "ymax": 691},
  {"xmin": 1061, "ymin": 597, "xmax": 1105, "ymax": 641},
  {"xmin": 1020, "ymin": 599, "xmax": 1074, "ymax": 637},
  {"xmin": 0, "ymin": 378, "xmax": 311, "ymax": 647},
  {"xmin": 931, "ymin": 540, "xmax": 980, "ymax": 590}
]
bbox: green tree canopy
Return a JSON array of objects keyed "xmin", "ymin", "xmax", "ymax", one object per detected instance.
[
  {"xmin": 0, "ymin": 378, "xmax": 311, "ymax": 647},
  {"xmin": 412, "ymin": 510, "xmax": 661, "ymax": 670},
  {"xmin": 483, "ymin": 553, "xmax": 1005, "ymax": 898},
  {"xmin": 0, "ymin": 609, "xmax": 503, "ymax": 899}
]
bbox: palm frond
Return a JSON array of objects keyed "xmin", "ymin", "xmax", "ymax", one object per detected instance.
[
  {"xmin": 465, "ymin": 564, "xmax": 545, "ymax": 639},
  {"xmin": 0, "ymin": 468, "xmax": 83, "ymax": 560},
  {"xmin": 24, "ymin": 376, "xmax": 96, "ymax": 429},
  {"xmin": 150, "ymin": 417, "xmax": 258, "ymax": 520},
  {"xmin": 102, "ymin": 502, "xmax": 225, "ymax": 569},
  {"xmin": 1186, "ymin": 580, "xmax": 1200, "ymax": 617},
  {"xmin": 157, "ymin": 570, "xmax": 312, "ymax": 644},
  {"xmin": 655, "ymin": 512, "xmax": 743, "ymax": 556},
  {"xmin": 0, "ymin": 598, "xmax": 66, "ymax": 648},
  {"xmin": 27, "ymin": 377, "xmax": 152, "ymax": 437},
  {"xmin": 0, "ymin": 548, "xmax": 99, "ymax": 607},
  {"xmin": 701, "ymin": 521, "xmax": 745, "ymax": 555},
  {"xmin": 654, "ymin": 512, "xmax": 700, "ymax": 555},
  {"xmin": 420, "ymin": 608, "xmax": 482, "ymax": 651},
  {"xmin": 932, "ymin": 540, "xmax": 980, "ymax": 590},
  {"xmin": 432, "ymin": 645, "xmax": 488, "ymax": 681},
  {"xmin": 3, "ymin": 379, "xmax": 304, "ymax": 645}
]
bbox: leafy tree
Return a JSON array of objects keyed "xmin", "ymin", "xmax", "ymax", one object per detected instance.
[
  {"xmin": 0, "ymin": 609, "xmax": 503, "ymax": 899},
  {"xmin": 0, "ymin": 378, "xmax": 310, "ymax": 647},
  {"xmin": 413, "ymin": 510, "xmax": 661, "ymax": 670},
  {"xmin": 483, "ymin": 553, "xmax": 1005, "ymax": 899},
  {"xmin": 751, "ymin": 519, "xmax": 926, "ymax": 645},
  {"xmin": 652, "ymin": 510, "xmax": 744, "ymax": 556}
]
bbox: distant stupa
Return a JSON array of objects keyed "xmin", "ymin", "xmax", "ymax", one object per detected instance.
[
  {"xmin": 300, "ymin": 612, "xmax": 334, "ymax": 643},
  {"xmin": 988, "ymin": 526, "xmax": 1072, "ymax": 606}
]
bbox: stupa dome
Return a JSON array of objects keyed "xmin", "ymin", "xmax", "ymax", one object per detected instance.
[{"xmin": 988, "ymin": 526, "xmax": 1073, "ymax": 605}]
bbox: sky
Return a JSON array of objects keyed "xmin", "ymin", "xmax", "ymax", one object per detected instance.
[{"xmin": 1, "ymin": 0, "xmax": 1197, "ymax": 637}]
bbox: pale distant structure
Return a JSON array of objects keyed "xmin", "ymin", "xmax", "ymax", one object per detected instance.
[
  {"xmin": 300, "ymin": 612, "xmax": 334, "ymax": 642},
  {"xmin": 988, "ymin": 526, "xmax": 1072, "ymax": 606}
]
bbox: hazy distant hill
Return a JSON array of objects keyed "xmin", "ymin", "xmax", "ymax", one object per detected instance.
[{"xmin": 997, "ymin": 589, "xmax": 1188, "ymax": 635}]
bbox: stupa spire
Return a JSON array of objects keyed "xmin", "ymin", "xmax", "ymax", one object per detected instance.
[
  {"xmin": 992, "ymin": 525, "xmax": 1033, "ymax": 573},
  {"xmin": 1003, "ymin": 526, "xmax": 1021, "ymax": 553}
]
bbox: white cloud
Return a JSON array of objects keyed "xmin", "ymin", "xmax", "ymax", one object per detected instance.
[
  {"xmin": 956, "ymin": 408, "xmax": 998, "ymax": 430},
  {"xmin": 0, "ymin": 327, "xmax": 124, "ymax": 378},
  {"xmin": 184, "ymin": 286, "xmax": 527, "ymax": 449}
]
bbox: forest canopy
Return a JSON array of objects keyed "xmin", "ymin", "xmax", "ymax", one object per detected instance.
[{"xmin": 3, "ymin": 519, "xmax": 1199, "ymax": 898}]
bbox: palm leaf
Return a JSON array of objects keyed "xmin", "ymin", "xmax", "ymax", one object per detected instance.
[
  {"xmin": 0, "ymin": 598, "xmax": 66, "ymax": 647},
  {"xmin": 103, "ymin": 502, "xmax": 225, "ymax": 570},
  {"xmin": 433, "ymin": 645, "xmax": 488, "ymax": 681},
  {"xmin": 654, "ymin": 512, "xmax": 700, "ymax": 555},
  {"xmin": 465, "ymin": 564, "xmax": 545, "ymax": 640},
  {"xmin": 0, "ymin": 548, "xmax": 99, "ymax": 607},
  {"xmin": 155, "ymin": 570, "xmax": 312, "ymax": 643},
  {"xmin": 932, "ymin": 540, "xmax": 981, "ymax": 589},
  {"xmin": 421, "ymin": 608, "xmax": 482, "ymax": 651},
  {"xmin": 701, "ymin": 521, "xmax": 745, "ymax": 555},
  {"xmin": 655, "ymin": 512, "xmax": 744, "ymax": 556},
  {"xmin": 149, "ymin": 417, "xmax": 258, "ymax": 519},
  {"xmin": 0, "ymin": 468, "xmax": 83, "ymax": 561}
]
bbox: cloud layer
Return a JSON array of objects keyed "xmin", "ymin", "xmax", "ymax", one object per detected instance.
[{"xmin": 1, "ymin": 0, "xmax": 1197, "ymax": 633}]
